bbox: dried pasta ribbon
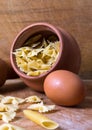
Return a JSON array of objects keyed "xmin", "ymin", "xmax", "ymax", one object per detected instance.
[
  {"xmin": 23, "ymin": 110, "xmax": 59, "ymax": 129},
  {"xmin": 0, "ymin": 95, "xmax": 4, "ymax": 101},
  {"xmin": 25, "ymin": 95, "xmax": 42, "ymax": 103},
  {"xmin": 0, "ymin": 111, "xmax": 16, "ymax": 123},
  {"xmin": 28, "ymin": 102, "xmax": 55, "ymax": 113},
  {"xmin": 1, "ymin": 96, "xmax": 25, "ymax": 105},
  {"xmin": 0, "ymin": 103, "xmax": 19, "ymax": 112},
  {"xmin": 0, "ymin": 123, "xmax": 26, "ymax": 130}
]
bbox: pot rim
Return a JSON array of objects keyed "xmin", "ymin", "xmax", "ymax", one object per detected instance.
[{"xmin": 10, "ymin": 22, "xmax": 63, "ymax": 79}]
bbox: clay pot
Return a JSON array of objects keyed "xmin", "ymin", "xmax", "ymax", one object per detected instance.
[
  {"xmin": 0, "ymin": 59, "xmax": 8, "ymax": 87},
  {"xmin": 10, "ymin": 22, "xmax": 81, "ymax": 92}
]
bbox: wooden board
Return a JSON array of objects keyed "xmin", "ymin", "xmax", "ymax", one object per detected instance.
[
  {"xmin": 0, "ymin": 1, "xmax": 92, "ymax": 129},
  {"xmin": 0, "ymin": 79, "xmax": 92, "ymax": 130},
  {"xmin": 0, "ymin": 0, "xmax": 92, "ymax": 79}
]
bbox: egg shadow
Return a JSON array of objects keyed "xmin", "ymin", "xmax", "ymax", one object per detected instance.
[
  {"xmin": 70, "ymin": 80, "xmax": 92, "ymax": 109},
  {"xmin": 77, "ymin": 97, "xmax": 92, "ymax": 109},
  {"xmin": 77, "ymin": 84, "xmax": 92, "ymax": 109}
]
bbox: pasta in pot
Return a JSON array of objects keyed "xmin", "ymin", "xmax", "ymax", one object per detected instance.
[{"xmin": 13, "ymin": 38, "xmax": 60, "ymax": 76}]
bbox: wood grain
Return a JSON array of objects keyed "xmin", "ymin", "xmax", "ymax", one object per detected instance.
[
  {"xmin": 0, "ymin": 2, "xmax": 92, "ymax": 128},
  {"xmin": 0, "ymin": 79, "xmax": 92, "ymax": 130},
  {"xmin": 0, "ymin": 0, "xmax": 92, "ymax": 79}
]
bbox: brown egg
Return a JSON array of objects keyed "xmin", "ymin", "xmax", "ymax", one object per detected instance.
[
  {"xmin": 44, "ymin": 70, "xmax": 85, "ymax": 106},
  {"xmin": 0, "ymin": 59, "xmax": 8, "ymax": 87}
]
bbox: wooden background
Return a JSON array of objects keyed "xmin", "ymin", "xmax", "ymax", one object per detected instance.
[
  {"xmin": 0, "ymin": 0, "xmax": 92, "ymax": 79},
  {"xmin": 0, "ymin": 1, "xmax": 92, "ymax": 129}
]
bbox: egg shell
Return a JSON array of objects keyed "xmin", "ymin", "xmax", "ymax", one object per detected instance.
[
  {"xmin": 44, "ymin": 70, "xmax": 85, "ymax": 106},
  {"xmin": 0, "ymin": 59, "xmax": 8, "ymax": 87}
]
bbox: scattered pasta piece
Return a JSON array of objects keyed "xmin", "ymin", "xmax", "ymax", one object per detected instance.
[
  {"xmin": 23, "ymin": 110, "xmax": 59, "ymax": 129},
  {"xmin": 0, "ymin": 123, "xmax": 26, "ymax": 130},
  {"xmin": 0, "ymin": 94, "xmax": 57, "ymax": 125},
  {"xmin": 0, "ymin": 103, "xmax": 19, "ymax": 112},
  {"xmin": 25, "ymin": 95, "xmax": 42, "ymax": 103},
  {"xmin": 1, "ymin": 96, "xmax": 25, "ymax": 105},
  {"xmin": 0, "ymin": 95, "xmax": 4, "ymax": 101},
  {"xmin": 28, "ymin": 102, "xmax": 55, "ymax": 113},
  {"xmin": 0, "ymin": 111, "xmax": 16, "ymax": 123}
]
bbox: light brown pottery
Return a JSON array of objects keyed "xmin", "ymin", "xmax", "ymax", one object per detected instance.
[{"xmin": 10, "ymin": 22, "xmax": 81, "ymax": 92}]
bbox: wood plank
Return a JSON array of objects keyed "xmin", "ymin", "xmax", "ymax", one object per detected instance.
[{"xmin": 0, "ymin": 79, "xmax": 92, "ymax": 130}]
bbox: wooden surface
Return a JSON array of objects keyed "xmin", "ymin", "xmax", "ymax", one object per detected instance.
[
  {"xmin": 0, "ymin": 0, "xmax": 92, "ymax": 79},
  {"xmin": 0, "ymin": 79, "xmax": 92, "ymax": 130},
  {"xmin": 0, "ymin": 1, "xmax": 92, "ymax": 129}
]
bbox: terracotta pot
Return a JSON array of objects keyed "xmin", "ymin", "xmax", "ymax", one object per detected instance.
[
  {"xmin": 0, "ymin": 59, "xmax": 8, "ymax": 87},
  {"xmin": 10, "ymin": 22, "xmax": 81, "ymax": 92}
]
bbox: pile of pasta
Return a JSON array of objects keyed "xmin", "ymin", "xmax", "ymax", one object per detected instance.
[
  {"xmin": 0, "ymin": 94, "xmax": 58, "ymax": 129},
  {"xmin": 0, "ymin": 95, "xmax": 56, "ymax": 123},
  {"xmin": 0, "ymin": 95, "xmax": 25, "ymax": 123},
  {"xmin": 13, "ymin": 39, "xmax": 60, "ymax": 76}
]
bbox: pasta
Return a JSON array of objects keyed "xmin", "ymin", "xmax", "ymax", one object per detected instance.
[
  {"xmin": 0, "ymin": 95, "xmax": 4, "ymax": 101},
  {"xmin": 28, "ymin": 102, "xmax": 55, "ymax": 113},
  {"xmin": 0, "ymin": 103, "xmax": 19, "ymax": 112},
  {"xmin": 0, "ymin": 123, "xmax": 26, "ymax": 130},
  {"xmin": 0, "ymin": 111, "xmax": 16, "ymax": 123},
  {"xmin": 0, "ymin": 95, "xmax": 24, "ymax": 123},
  {"xmin": 0, "ymin": 94, "xmax": 58, "ymax": 126},
  {"xmin": 25, "ymin": 95, "xmax": 42, "ymax": 103},
  {"xmin": 23, "ymin": 110, "xmax": 59, "ymax": 129},
  {"xmin": 1, "ymin": 96, "xmax": 25, "ymax": 105},
  {"xmin": 13, "ymin": 39, "xmax": 60, "ymax": 76}
]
